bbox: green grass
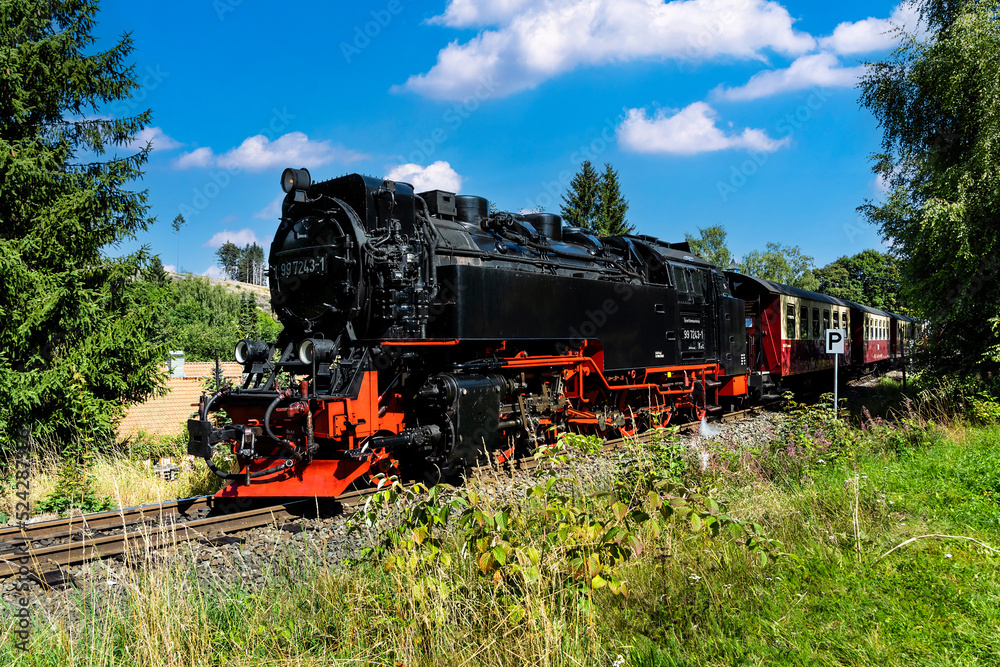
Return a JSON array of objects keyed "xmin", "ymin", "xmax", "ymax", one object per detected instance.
[
  {"xmin": 619, "ymin": 426, "xmax": 1000, "ymax": 666},
  {"xmin": 3, "ymin": 418, "xmax": 999, "ymax": 666}
]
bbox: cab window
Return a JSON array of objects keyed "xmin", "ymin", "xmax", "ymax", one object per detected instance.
[
  {"xmin": 812, "ymin": 308, "xmax": 820, "ymax": 338},
  {"xmin": 672, "ymin": 266, "xmax": 688, "ymax": 292},
  {"xmin": 799, "ymin": 306, "xmax": 809, "ymax": 340},
  {"xmin": 689, "ymin": 269, "xmax": 705, "ymax": 297},
  {"xmin": 714, "ymin": 272, "xmax": 729, "ymax": 298},
  {"xmin": 786, "ymin": 303, "xmax": 796, "ymax": 339}
]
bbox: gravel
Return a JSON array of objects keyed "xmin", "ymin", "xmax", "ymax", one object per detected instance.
[{"xmin": 1, "ymin": 409, "xmax": 791, "ymax": 624}]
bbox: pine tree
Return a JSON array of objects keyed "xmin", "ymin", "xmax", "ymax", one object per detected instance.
[
  {"xmin": 145, "ymin": 256, "xmax": 170, "ymax": 285},
  {"xmin": 0, "ymin": 1, "xmax": 168, "ymax": 448},
  {"xmin": 595, "ymin": 163, "xmax": 633, "ymax": 237},
  {"xmin": 171, "ymin": 214, "xmax": 185, "ymax": 272},
  {"xmin": 237, "ymin": 292, "xmax": 259, "ymax": 340},
  {"xmin": 235, "ymin": 242, "xmax": 265, "ymax": 284},
  {"xmin": 560, "ymin": 160, "xmax": 600, "ymax": 230},
  {"xmin": 215, "ymin": 242, "xmax": 241, "ymax": 280}
]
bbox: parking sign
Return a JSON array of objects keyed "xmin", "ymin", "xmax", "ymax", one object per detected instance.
[{"xmin": 825, "ymin": 329, "xmax": 846, "ymax": 355}]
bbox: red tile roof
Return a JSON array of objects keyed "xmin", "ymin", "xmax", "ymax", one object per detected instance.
[{"xmin": 118, "ymin": 363, "xmax": 244, "ymax": 439}]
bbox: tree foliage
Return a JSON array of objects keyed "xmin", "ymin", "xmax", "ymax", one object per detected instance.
[
  {"xmin": 595, "ymin": 163, "xmax": 633, "ymax": 236},
  {"xmin": 160, "ymin": 276, "xmax": 281, "ymax": 362},
  {"xmin": 0, "ymin": 1, "xmax": 169, "ymax": 447},
  {"xmin": 236, "ymin": 243, "xmax": 266, "ymax": 285},
  {"xmin": 560, "ymin": 160, "xmax": 599, "ymax": 230},
  {"xmin": 815, "ymin": 250, "xmax": 904, "ymax": 312},
  {"xmin": 215, "ymin": 242, "xmax": 240, "ymax": 279},
  {"xmin": 740, "ymin": 242, "xmax": 818, "ymax": 290},
  {"xmin": 215, "ymin": 241, "xmax": 265, "ymax": 284},
  {"xmin": 859, "ymin": 0, "xmax": 1000, "ymax": 370},
  {"xmin": 561, "ymin": 161, "xmax": 633, "ymax": 236},
  {"xmin": 685, "ymin": 225, "xmax": 734, "ymax": 268}
]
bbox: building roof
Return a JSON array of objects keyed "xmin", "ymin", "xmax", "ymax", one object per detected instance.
[{"xmin": 118, "ymin": 362, "xmax": 244, "ymax": 439}]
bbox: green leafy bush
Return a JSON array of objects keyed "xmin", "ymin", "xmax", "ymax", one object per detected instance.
[
  {"xmin": 36, "ymin": 443, "xmax": 113, "ymax": 516},
  {"xmin": 351, "ymin": 436, "xmax": 786, "ymax": 620}
]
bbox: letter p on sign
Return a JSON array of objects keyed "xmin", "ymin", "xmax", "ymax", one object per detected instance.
[{"xmin": 826, "ymin": 329, "xmax": 846, "ymax": 355}]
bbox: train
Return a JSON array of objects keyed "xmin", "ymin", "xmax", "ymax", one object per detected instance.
[{"xmin": 187, "ymin": 168, "xmax": 916, "ymax": 498}]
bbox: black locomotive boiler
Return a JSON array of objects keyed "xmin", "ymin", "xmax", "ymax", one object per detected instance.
[{"xmin": 189, "ymin": 168, "xmax": 750, "ymax": 497}]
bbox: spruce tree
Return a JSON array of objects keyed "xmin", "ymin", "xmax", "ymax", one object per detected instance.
[
  {"xmin": 560, "ymin": 160, "xmax": 600, "ymax": 230},
  {"xmin": 595, "ymin": 163, "xmax": 633, "ymax": 236},
  {"xmin": 215, "ymin": 242, "xmax": 241, "ymax": 280},
  {"xmin": 0, "ymin": 1, "xmax": 167, "ymax": 448},
  {"xmin": 237, "ymin": 242, "xmax": 265, "ymax": 284}
]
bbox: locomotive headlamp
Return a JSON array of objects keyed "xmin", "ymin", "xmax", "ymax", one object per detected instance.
[
  {"xmin": 298, "ymin": 338, "xmax": 337, "ymax": 365},
  {"xmin": 281, "ymin": 167, "xmax": 311, "ymax": 194},
  {"xmin": 234, "ymin": 339, "xmax": 270, "ymax": 365}
]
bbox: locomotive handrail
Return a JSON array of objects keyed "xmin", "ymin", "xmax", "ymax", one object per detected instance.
[{"xmin": 502, "ymin": 354, "xmax": 721, "ymax": 399}]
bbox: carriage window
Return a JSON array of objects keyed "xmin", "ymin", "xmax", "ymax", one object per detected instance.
[
  {"xmin": 672, "ymin": 266, "xmax": 688, "ymax": 292},
  {"xmin": 823, "ymin": 309, "xmax": 830, "ymax": 333},
  {"xmin": 786, "ymin": 304, "xmax": 796, "ymax": 339},
  {"xmin": 865, "ymin": 317, "xmax": 870, "ymax": 338},
  {"xmin": 799, "ymin": 306, "xmax": 809, "ymax": 340},
  {"xmin": 812, "ymin": 308, "xmax": 820, "ymax": 338},
  {"xmin": 833, "ymin": 310, "xmax": 839, "ymax": 329},
  {"xmin": 843, "ymin": 311, "xmax": 849, "ymax": 331}
]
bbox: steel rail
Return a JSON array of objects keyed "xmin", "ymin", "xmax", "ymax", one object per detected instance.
[
  {"xmin": 0, "ymin": 408, "xmax": 761, "ymax": 582},
  {"xmin": 0, "ymin": 500, "xmax": 309, "ymax": 580},
  {"xmin": 0, "ymin": 496, "xmax": 216, "ymax": 552}
]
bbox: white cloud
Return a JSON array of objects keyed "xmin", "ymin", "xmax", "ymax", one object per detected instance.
[
  {"xmin": 163, "ymin": 264, "xmax": 177, "ymax": 273},
  {"xmin": 714, "ymin": 53, "xmax": 864, "ymax": 101},
  {"xmin": 204, "ymin": 228, "xmax": 261, "ymax": 248},
  {"xmin": 617, "ymin": 103, "xmax": 789, "ymax": 155},
  {"xmin": 399, "ymin": 0, "xmax": 817, "ymax": 100},
  {"xmin": 429, "ymin": 0, "xmax": 537, "ymax": 27},
  {"xmin": 254, "ymin": 194, "xmax": 284, "ymax": 221},
  {"xmin": 202, "ymin": 265, "xmax": 227, "ymax": 279},
  {"xmin": 820, "ymin": 3, "xmax": 920, "ymax": 55},
  {"xmin": 173, "ymin": 132, "xmax": 366, "ymax": 171},
  {"xmin": 386, "ymin": 161, "xmax": 463, "ymax": 193},
  {"xmin": 127, "ymin": 126, "xmax": 182, "ymax": 151},
  {"xmin": 217, "ymin": 132, "xmax": 364, "ymax": 171},
  {"xmin": 174, "ymin": 147, "xmax": 215, "ymax": 169}
]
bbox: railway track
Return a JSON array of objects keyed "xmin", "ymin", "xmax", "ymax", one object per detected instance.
[{"xmin": 1, "ymin": 408, "xmax": 760, "ymax": 585}]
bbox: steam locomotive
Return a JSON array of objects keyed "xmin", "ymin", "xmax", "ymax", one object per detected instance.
[{"xmin": 188, "ymin": 169, "xmax": 914, "ymax": 498}]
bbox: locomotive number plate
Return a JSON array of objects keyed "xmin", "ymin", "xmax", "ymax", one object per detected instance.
[{"xmin": 279, "ymin": 256, "xmax": 328, "ymax": 279}]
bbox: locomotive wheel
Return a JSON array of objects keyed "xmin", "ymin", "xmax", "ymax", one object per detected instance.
[
  {"xmin": 614, "ymin": 390, "xmax": 639, "ymax": 438},
  {"xmin": 654, "ymin": 404, "xmax": 674, "ymax": 428},
  {"xmin": 691, "ymin": 380, "xmax": 707, "ymax": 421}
]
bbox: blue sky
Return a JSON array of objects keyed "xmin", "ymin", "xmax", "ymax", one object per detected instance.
[{"xmin": 93, "ymin": 0, "xmax": 917, "ymax": 277}]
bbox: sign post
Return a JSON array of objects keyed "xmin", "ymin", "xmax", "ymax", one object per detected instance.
[{"xmin": 825, "ymin": 329, "xmax": 847, "ymax": 419}]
